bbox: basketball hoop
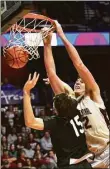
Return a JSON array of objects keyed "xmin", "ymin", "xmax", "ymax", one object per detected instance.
[{"xmin": 3, "ymin": 13, "xmax": 55, "ymax": 60}]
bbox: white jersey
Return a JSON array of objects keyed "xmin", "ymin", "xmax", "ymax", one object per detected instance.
[{"xmin": 77, "ymin": 95, "xmax": 109, "ymax": 154}]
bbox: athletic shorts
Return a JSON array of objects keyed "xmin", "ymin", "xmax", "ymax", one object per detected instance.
[{"xmin": 91, "ymin": 145, "xmax": 110, "ymax": 168}]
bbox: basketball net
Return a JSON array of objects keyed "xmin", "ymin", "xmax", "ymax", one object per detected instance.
[{"xmin": 3, "ymin": 13, "xmax": 54, "ymax": 60}]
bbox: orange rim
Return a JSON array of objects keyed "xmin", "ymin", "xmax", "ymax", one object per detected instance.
[
  {"xmin": 23, "ymin": 13, "xmax": 54, "ymax": 24},
  {"xmin": 3, "ymin": 13, "xmax": 54, "ymax": 33}
]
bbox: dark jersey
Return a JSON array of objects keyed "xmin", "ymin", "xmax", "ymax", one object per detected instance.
[{"xmin": 43, "ymin": 110, "xmax": 88, "ymax": 167}]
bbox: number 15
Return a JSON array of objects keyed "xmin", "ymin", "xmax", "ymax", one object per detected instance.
[{"xmin": 70, "ymin": 115, "xmax": 84, "ymax": 137}]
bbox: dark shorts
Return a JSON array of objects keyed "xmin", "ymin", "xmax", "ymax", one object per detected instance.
[{"xmin": 58, "ymin": 160, "xmax": 92, "ymax": 169}]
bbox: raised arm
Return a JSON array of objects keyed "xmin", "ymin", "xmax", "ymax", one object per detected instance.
[
  {"xmin": 42, "ymin": 28, "xmax": 75, "ymax": 96},
  {"xmin": 23, "ymin": 72, "xmax": 44, "ymax": 130},
  {"xmin": 54, "ymin": 21, "xmax": 102, "ymax": 102}
]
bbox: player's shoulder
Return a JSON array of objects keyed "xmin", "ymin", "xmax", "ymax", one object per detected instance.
[
  {"xmin": 86, "ymin": 92, "xmax": 106, "ymax": 109},
  {"xmin": 43, "ymin": 115, "xmax": 57, "ymax": 131},
  {"xmin": 87, "ymin": 94, "xmax": 106, "ymax": 109},
  {"xmin": 44, "ymin": 115, "xmax": 57, "ymax": 121}
]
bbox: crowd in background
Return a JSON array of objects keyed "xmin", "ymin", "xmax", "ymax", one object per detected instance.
[{"xmin": 1, "ymin": 104, "xmax": 58, "ymax": 169}]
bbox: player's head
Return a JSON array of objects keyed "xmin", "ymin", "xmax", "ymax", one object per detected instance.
[
  {"xmin": 53, "ymin": 93, "xmax": 77, "ymax": 118},
  {"xmin": 74, "ymin": 77, "xmax": 85, "ymax": 97}
]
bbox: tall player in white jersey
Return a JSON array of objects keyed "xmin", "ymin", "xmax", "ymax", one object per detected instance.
[{"xmin": 42, "ymin": 21, "xmax": 110, "ymax": 168}]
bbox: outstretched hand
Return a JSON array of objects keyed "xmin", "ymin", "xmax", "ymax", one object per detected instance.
[
  {"xmin": 41, "ymin": 27, "xmax": 53, "ymax": 45},
  {"xmin": 23, "ymin": 72, "xmax": 40, "ymax": 93},
  {"xmin": 53, "ymin": 20, "xmax": 64, "ymax": 37}
]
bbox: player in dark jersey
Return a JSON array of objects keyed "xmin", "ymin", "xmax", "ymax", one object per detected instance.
[{"xmin": 23, "ymin": 72, "xmax": 93, "ymax": 168}]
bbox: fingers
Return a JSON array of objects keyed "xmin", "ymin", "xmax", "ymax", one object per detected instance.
[
  {"xmin": 54, "ymin": 20, "xmax": 61, "ymax": 28},
  {"xmin": 32, "ymin": 72, "xmax": 37, "ymax": 81},
  {"xmin": 41, "ymin": 27, "xmax": 49, "ymax": 32},
  {"xmin": 28, "ymin": 74, "xmax": 31, "ymax": 81},
  {"xmin": 32, "ymin": 72, "xmax": 40, "ymax": 83},
  {"xmin": 50, "ymin": 25, "xmax": 55, "ymax": 32},
  {"xmin": 34, "ymin": 73, "xmax": 40, "ymax": 84},
  {"xmin": 28, "ymin": 72, "xmax": 39, "ymax": 82},
  {"xmin": 41, "ymin": 27, "xmax": 50, "ymax": 36},
  {"xmin": 36, "ymin": 73, "xmax": 40, "ymax": 81},
  {"xmin": 41, "ymin": 27, "xmax": 53, "ymax": 37}
]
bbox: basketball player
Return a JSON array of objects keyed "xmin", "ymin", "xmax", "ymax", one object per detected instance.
[
  {"xmin": 41, "ymin": 21, "xmax": 110, "ymax": 168},
  {"xmin": 23, "ymin": 72, "xmax": 93, "ymax": 169}
]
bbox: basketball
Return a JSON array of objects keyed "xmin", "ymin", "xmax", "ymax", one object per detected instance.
[{"xmin": 4, "ymin": 46, "xmax": 29, "ymax": 69}]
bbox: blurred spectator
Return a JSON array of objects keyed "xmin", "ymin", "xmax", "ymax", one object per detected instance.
[
  {"xmin": 1, "ymin": 144, "xmax": 4, "ymax": 156},
  {"xmin": 47, "ymin": 150, "xmax": 57, "ymax": 169},
  {"xmin": 21, "ymin": 126, "xmax": 26, "ymax": 133},
  {"xmin": 1, "ymin": 160, "xmax": 16, "ymax": 169},
  {"xmin": 6, "ymin": 105, "xmax": 15, "ymax": 119},
  {"xmin": 34, "ymin": 106, "xmax": 42, "ymax": 117},
  {"xmin": 1, "ymin": 126, "xmax": 7, "ymax": 136},
  {"xmin": 25, "ymin": 126, "xmax": 31, "ymax": 135},
  {"xmin": 34, "ymin": 150, "xmax": 43, "ymax": 159},
  {"xmin": 2, "ymin": 150, "xmax": 9, "ymax": 163},
  {"xmin": 41, "ymin": 131, "xmax": 53, "ymax": 153},
  {"xmin": 16, "ymin": 162, "xmax": 23, "ymax": 169},
  {"xmin": 35, "ymin": 143, "xmax": 43, "ymax": 153},
  {"xmin": 9, "ymin": 144, "xmax": 17, "ymax": 158},
  {"xmin": 33, "ymin": 132, "xmax": 41, "ymax": 143},
  {"xmin": 1, "ymin": 136, "xmax": 8, "ymax": 150},
  {"xmin": 18, "ymin": 110, "xmax": 25, "ymax": 127},
  {"xmin": 33, "ymin": 150, "xmax": 48, "ymax": 169},
  {"xmin": 39, "ymin": 109, "xmax": 49, "ymax": 121},
  {"xmin": 7, "ymin": 128, "xmax": 17, "ymax": 146},
  {"xmin": 23, "ymin": 143, "xmax": 35, "ymax": 159},
  {"xmin": 8, "ymin": 118, "xmax": 14, "ymax": 127},
  {"xmin": 15, "ymin": 135, "xmax": 25, "ymax": 151},
  {"xmin": 21, "ymin": 127, "xmax": 27, "ymax": 141},
  {"xmin": 1, "ymin": 149, "xmax": 17, "ymax": 165},
  {"xmin": 26, "ymin": 158, "xmax": 33, "ymax": 168},
  {"xmin": 7, "ymin": 118, "xmax": 15, "ymax": 134},
  {"xmin": 14, "ymin": 107, "xmax": 22, "ymax": 133},
  {"xmin": 17, "ymin": 150, "xmax": 27, "ymax": 167},
  {"xmin": 1, "ymin": 108, "xmax": 8, "ymax": 126},
  {"xmin": 28, "ymin": 133, "xmax": 37, "ymax": 150}
]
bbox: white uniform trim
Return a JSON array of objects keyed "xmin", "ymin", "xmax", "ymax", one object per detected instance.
[{"xmin": 77, "ymin": 96, "xmax": 110, "ymax": 168}]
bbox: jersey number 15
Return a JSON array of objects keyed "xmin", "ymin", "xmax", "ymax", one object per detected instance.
[{"xmin": 70, "ymin": 115, "xmax": 84, "ymax": 137}]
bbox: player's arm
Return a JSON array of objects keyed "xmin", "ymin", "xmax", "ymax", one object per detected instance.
[
  {"xmin": 54, "ymin": 21, "xmax": 102, "ymax": 102},
  {"xmin": 42, "ymin": 28, "xmax": 74, "ymax": 96},
  {"xmin": 23, "ymin": 72, "xmax": 44, "ymax": 130},
  {"xmin": 43, "ymin": 77, "xmax": 75, "ymax": 97}
]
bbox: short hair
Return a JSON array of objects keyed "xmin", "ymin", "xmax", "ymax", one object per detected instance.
[{"xmin": 53, "ymin": 93, "xmax": 77, "ymax": 119}]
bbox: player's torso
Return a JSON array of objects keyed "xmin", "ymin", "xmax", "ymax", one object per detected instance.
[
  {"xmin": 77, "ymin": 96, "xmax": 109, "ymax": 153},
  {"xmin": 51, "ymin": 115, "xmax": 88, "ymax": 166}
]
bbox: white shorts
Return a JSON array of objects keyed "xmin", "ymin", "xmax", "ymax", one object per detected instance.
[{"xmin": 91, "ymin": 145, "xmax": 110, "ymax": 168}]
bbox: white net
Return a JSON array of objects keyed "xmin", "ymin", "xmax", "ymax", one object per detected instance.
[{"xmin": 3, "ymin": 13, "xmax": 54, "ymax": 60}]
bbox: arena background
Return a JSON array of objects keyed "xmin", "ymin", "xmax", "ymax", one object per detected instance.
[{"xmin": 1, "ymin": 1, "xmax": 110, "ymax": 169}]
